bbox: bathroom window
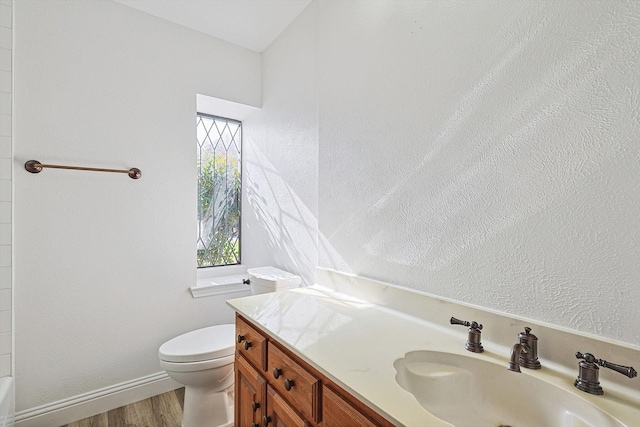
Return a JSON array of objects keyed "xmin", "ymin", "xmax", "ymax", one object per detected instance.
[{"xmin": 196, "ymin": 113, "xmax": 241, "ymax": 268}]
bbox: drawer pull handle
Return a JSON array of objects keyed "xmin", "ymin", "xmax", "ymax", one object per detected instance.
[
  {"xmin": 273, "ymin": 368, "xmax": 282, "ymax": 379},
  {"xmin": 244, "ymin": 341, "xmax": 252, "ymax": 351},
  {"xmin": 263, "ymin": 415, "xmax": 272, "ymax": 426},
  {"xmin": 252, "ymin": 401, "xmax": 260, "ymax": 412},
  {"xmin": 237, "ymin": 334, "xmax": 245, "ymax": 343},
  {"xmin": 284, "ymin": 378, "xmax": 295, "ymax": 391}
]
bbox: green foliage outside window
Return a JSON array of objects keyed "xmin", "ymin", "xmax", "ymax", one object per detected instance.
[{"xmin": 197, "ymin": 115, "xmax": 241, "ymax": 267}]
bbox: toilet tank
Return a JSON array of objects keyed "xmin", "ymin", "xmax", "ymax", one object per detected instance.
[{"xmin": 247, "ymin": 267, "xmax": 301, "ymax": 295}]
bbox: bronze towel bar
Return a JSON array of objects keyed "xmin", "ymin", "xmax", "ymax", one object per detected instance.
[{"xmin": 25, "ymin": 160, "xmax": 141, "ymax": 179}]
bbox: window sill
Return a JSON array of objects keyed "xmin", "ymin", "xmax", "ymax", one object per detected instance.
[
  {"xmin": 190, "ymin": 280, "xmax": 252, "ymax": 298},
  {"xmin": 191, "ymin": 266, "xmax": 252, "ymax": 298}
]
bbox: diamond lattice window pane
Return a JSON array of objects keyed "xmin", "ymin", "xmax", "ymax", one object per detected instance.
[{"xmin": 197, "ymin": 114, "xmax": 241, "ymax": 268}]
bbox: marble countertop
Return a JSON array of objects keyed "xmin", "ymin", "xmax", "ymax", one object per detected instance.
[{"xmin": 227, "ymin": 276, "xmax": 640, "ymax": 427}]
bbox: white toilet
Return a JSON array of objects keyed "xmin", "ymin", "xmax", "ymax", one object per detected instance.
[
  {"xmin": 159, "ymin": 324, "xmax": 235, "ymax": 427},
  {"xmin": 158, "ymin": 267, "xmax": 301, "ymax": 427}
]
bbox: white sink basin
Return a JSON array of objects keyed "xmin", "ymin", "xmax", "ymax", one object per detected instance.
[{"xmin": 394, "ymin": 351, "xmax": 625, "ymax": 427}]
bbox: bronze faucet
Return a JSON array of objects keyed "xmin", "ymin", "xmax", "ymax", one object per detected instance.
[
  {"xmin": 574, "ymin": 352, "xmax": 637, "ymax": 395},
  {"xmin": 450, "ymin": 317, "xmax": 484, "ymax": 353},
  {"xmin": 507, "ymin": 327, "xmax": 541, "ymax": 373}
]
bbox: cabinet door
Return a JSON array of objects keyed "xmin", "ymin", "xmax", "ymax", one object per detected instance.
[
  {"xmin": 323, "ymin": 386, "xmax": 379, "ymax": 427},
  {"xmin": 235, "ymin": 354, "xmax": 266, "ymax": 427},
  {"xmin": 264, "ymin": 385, "xmax": 308, "ymax": 427}
]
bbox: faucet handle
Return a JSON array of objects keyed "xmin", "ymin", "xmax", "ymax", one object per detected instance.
[
  {"xmin": 575, "ymin": 351, "xmax": 637, "ymax": 395},
  {"xmin": 576, "ymin": 352, "xmax": 638, "ymax": 379},
  {"xmin": 450, "ymin": 317, "xmax": 484, "ymax": 353},
  {"xmin": 450, "ymin": 317, "xmax": 482, "ymax": 330}
]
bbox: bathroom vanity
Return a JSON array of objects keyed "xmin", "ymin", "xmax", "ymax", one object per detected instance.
[
  {"xmin": 227, "ymin": 268, "xmax": 640, "ymax": 427},
  {"xmin": 234, "ymin": 314, "xmax": 394, "ymax": 426}
]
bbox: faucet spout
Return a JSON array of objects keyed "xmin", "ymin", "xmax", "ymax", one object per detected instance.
[{"xmin": 507, "ymin": 343, "xmax": 529, "ymax": 373}]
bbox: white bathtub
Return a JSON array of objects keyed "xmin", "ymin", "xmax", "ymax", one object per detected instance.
[{"xmin": 0, "ymin": 377, "xmax": 14, "ymax": 427}]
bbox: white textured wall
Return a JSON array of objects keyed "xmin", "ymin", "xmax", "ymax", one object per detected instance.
[
  {"xmin": 317, "ymin": 1, "xmax": 640, "ymax": 345},
  {"xmin": 243, "ymin": 2, "xmax": 318, "ymax": 286},
  {"xmin": 13, "ymin": 0, "xmax": 259, "ymax": 411}
]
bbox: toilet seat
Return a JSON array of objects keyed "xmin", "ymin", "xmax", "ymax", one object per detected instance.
[{"xmin": 159, "ymin": 324, "xmax": 235, "ymax": 363}]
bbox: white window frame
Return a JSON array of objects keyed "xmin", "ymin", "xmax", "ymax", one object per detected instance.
[{"xmin": 192, "ymin": 94, "xmax": 259, "ymax": 297}]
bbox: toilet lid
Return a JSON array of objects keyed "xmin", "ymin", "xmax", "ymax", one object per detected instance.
[{"xmin": 159, "ymin": 324, "xmax": 235, "ymax": 363}]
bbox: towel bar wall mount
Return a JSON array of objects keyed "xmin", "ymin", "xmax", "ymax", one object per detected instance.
[{"xmin": 25, "ymin": 160, "xmax": 141, "ymax": 179}]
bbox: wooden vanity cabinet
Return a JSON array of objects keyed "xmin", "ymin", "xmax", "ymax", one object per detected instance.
[{"xmin": 234, "ymin": 314, "xmax": 394, "ymax": 427}]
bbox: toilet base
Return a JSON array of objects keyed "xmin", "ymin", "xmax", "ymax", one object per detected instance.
[{"xmin": 182, "ymin": 385, "xmax": 234, "ymax": 427}]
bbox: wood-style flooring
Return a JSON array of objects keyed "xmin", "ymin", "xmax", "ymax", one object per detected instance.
[{"xmin": 60, "ymin": 388, "xmax": 185, "ymax": 427}]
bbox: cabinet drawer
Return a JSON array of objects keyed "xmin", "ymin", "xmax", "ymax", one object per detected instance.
[
  {"xmin": 267, "ymin": 342, "xmax": 321, "ymax": 423},
  {"xmin": 236, "ymin": 315, "xmax": 267, "ymax": 371}
]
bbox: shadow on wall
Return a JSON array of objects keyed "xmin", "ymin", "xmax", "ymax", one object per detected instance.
[
  {"xmin": 326, "ymin": 15, "xmax": 552, "ymax": 272},
  {"xmin": 327, "ymin": 7, "xmax": 634, "ymax": 276},
  {"xmin": 318, "ymin": 2, "xmax": 640, "ymax": 343},
  {"xmin": 245, "ymin": 139, "xmax": 344, "ymax": 285}
]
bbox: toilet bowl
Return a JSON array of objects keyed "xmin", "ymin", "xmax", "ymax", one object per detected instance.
[
  {"xmin": 159, "ymin": 267, "xmax": 301, "ymax": 426},
  {"xmin": 159, "ymin": 324, "xmax": 235, "ymax": 427}
]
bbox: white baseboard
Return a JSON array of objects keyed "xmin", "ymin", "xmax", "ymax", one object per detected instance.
[{"xmin": 15, "ymin": 372, "xmax": 181, "ymax": 427}]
